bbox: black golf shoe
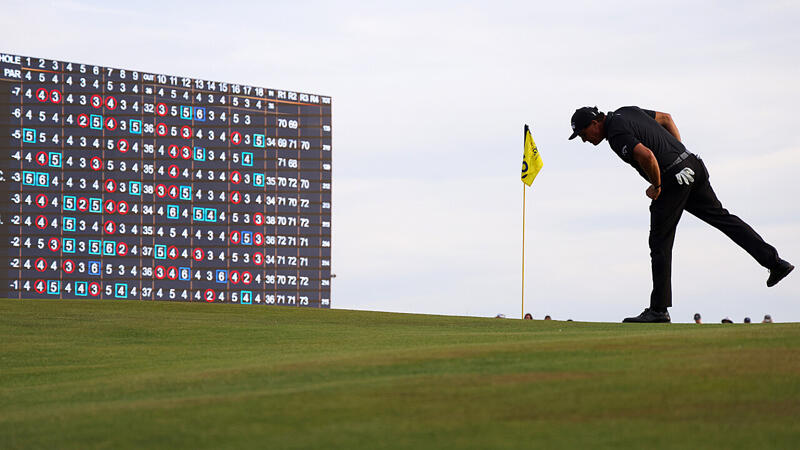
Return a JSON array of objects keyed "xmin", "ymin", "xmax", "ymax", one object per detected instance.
[
  {"xmin": 767, "ymin": 260, "xmax": 794, "ymax": 287},
  {"xmin": 622, "ymin": 308, "xmax": 671, "ymax": 323}
]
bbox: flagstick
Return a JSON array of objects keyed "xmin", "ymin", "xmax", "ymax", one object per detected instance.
[{"xmin": 522, "ymin": 184, "xmax": 526, "ymax": 320}]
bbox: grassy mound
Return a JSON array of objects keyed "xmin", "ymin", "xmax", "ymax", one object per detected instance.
[{"xmin": 1, "ymin": 299, "xmax": 798, "ymax": 449}]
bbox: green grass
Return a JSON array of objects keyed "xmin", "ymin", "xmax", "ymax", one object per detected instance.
[{"xmin": 1, "ymin": 299, "xmax": 799, "ymax": 449}]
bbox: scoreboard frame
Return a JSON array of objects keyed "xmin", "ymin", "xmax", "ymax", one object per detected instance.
[{"xmin": 0, "ymin": 52, "xmax": 332, "ymax": 308}]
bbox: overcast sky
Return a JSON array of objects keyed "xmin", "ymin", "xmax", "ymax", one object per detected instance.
[{"xmin": 3, "ymin": 0, "xmax": 799, "ymax": 322}]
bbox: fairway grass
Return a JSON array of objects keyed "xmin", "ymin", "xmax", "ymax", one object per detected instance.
[{"xmin": 1, "ymin": 299, "xmax": 799, "ymax": 449}]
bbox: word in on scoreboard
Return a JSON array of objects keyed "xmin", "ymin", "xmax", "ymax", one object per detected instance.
[{"xmin": 0, "ymin": 53, "xmax": 332, "ymax": 307}]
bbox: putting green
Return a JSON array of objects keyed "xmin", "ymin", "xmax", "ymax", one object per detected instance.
[{"xmin": 1, "ymin": 299, "xmax": 798, "ymax": 449}]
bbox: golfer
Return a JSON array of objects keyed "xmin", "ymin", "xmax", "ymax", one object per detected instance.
[{"xmin": 569, "ymin": 106, "xmax": 794, "ymax": 323}]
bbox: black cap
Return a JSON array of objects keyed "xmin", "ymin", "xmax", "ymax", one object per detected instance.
[
  {"xmin": 693, "ymin": 313, "xmax": 701, "ymax": 320},
  {"xmin": 568, "ymin": 106, "xmax": 601, "ymax": 140}
]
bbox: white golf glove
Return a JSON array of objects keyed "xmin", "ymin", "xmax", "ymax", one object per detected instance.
[{"xmin": 675, "ymin": 167, "xmax": 695, "ymax": 185}]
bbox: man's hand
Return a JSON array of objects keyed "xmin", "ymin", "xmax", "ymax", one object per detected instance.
[{"xmin": 646, "ymin": 184, "xmax": 661, "ymax": 200}]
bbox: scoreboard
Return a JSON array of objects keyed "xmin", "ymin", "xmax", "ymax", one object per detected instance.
[{"xmin": 0, "ymin": 53, "xmax": 332, "ymax": 307}]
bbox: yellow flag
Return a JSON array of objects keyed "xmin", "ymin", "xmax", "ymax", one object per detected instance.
[{"xmin": 521, "ymin": 124, "xmax": 543, "ymax": 186}]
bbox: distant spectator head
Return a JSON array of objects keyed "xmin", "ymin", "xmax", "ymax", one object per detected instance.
[
  {"xmin": 495, "ymin": 313, "xmax": 506, "ymax": 319},
  {"xmin": 693, "ymin": 313, "xmax": 702, "ymax": 324},
  {"xmin": 763, "ymin": 314, "xmax": 773, "ymax": 323},
  {"xmin": 721, "ymin": 317, "xmax": 733, "ymax": 324},
  {"xmin": 744, "ymin": 317, "xmax": 751, "ymax": 324},
  {"xmin": 523, "ymin": 313, "xmax": 533, "ymax": 320},
  {"xmin": 544, "ymin": 315, "xmax": 552, "ymax": 320}
]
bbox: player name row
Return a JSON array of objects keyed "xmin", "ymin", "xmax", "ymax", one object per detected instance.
[
  {"xmin": 9, "ymin": 271, "xmax": 331, "ymax": 292},
  {"xmin": 2, "ymin": 58, "xmax": 330, "ymax": 104},
  {"xmin": 10, "ymin": 269, "xmax": 330, "ymax": 283},
  {"xmin": 11, "ymin": 192, "xmax": 329, "ymax": 211},
  {"xmin": 9, "ymin": 240, "xmax": 329, "ymax": 262},
  {"xmin": 12, "ymin": 206, "xmax": 329, "ymax": 225},
  {"xmin": 13, "ymin": 140, "xmax": 328, "ymax": 162},
  {"xmin": 13, "ymin": 214, "xmax": 331, "ymax": 234},
  {"xmin": 9, "ymin": 108, "xmax": 331, "ymax": 133},
  {"xmin": 9, "ymin": 171, "xmax": 331, "ymax": 192},
  {"xmin": 5, "ymin": 86, "xmax": 329, "ymax": 117},
  {"xmin": 11, "ymin": 273, "xmax": 329, "ymax": 286},
  {"xmin": 11, "ymin": 185, "xmax": 330, "ymax": 205},
  {"xmin": 11, "ymin": 125, "xmax": 330, "ymax": 148},
  {"xmin": 13, "ymin": 194, "xmax": 329, "ymax": 212},
  {"xmin": 10, "ymin": 284, "xmax": 331, "ymax": 307},
  {"xmin": 10, "ymin": 143, "xmax": 330, "ymax": 163},
  {"xmin": 12, "ymin": 209, "xmax": 330, "ymax": 228},
  {"xmin": 11, "ymin": 255, "xmax": 330, "ymax": 274},
  {"xmin": 10, "ymin": 284, "xmax": 328, "ymax": 302},
  {"xmin": 7, "ymin": 266, "xmax": 330, "ymax": 289},
  {"xmin": 8, "ymin": 214, "xmax": 331, "ymax": 236},
  {"xmin": 9, "ymin": 138, "xmax": 329, "ymax": 160},
  {"xmin": 11, "ymin": 228, "xmax": 330, "ymax": 247},
  {"xmin": 8, "ymin": 95, "xmax": 329, "ymax": 121},
  {"xmin": 12, "ymin": 260, "xmax": 328, "ymax": 278},
  {"xmin": 13, "ymin": 155, "xmax": 331, "ymax": 177},
  {"xmin": 13, "ymin": 172, "xmax": 329, "ymax": 193},
  {"xmin": 9, "ymin": 269, "xmax": 330, "ymax": 287}
]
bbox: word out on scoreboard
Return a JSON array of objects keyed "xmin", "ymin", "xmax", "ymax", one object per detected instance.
[{"xmin": 0, "ymin": 53, "xmax": 332, "ymax": 307}]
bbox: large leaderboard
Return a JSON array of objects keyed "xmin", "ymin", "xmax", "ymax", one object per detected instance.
[{"xmin": 0, "ymin": 53, "xmax": 332, "ymax": 307}]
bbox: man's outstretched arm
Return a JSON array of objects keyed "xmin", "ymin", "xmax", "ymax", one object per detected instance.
[
  {"xmin": 654, "ymin": 111, "xmax": 682, "ymax": 142},
  {"xmin": 633, "ymin": 143, "xmax": 662, "ymax": 200}
]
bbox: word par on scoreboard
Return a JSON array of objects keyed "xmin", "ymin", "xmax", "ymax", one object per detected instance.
[{"xmin": 0, "ymin": 53, "xmax": 332, "ymax": 307}]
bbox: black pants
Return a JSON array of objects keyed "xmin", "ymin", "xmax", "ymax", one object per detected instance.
[{"xmin": 649, "ymin": 155, "xmax": 779, "ymax": 310}]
